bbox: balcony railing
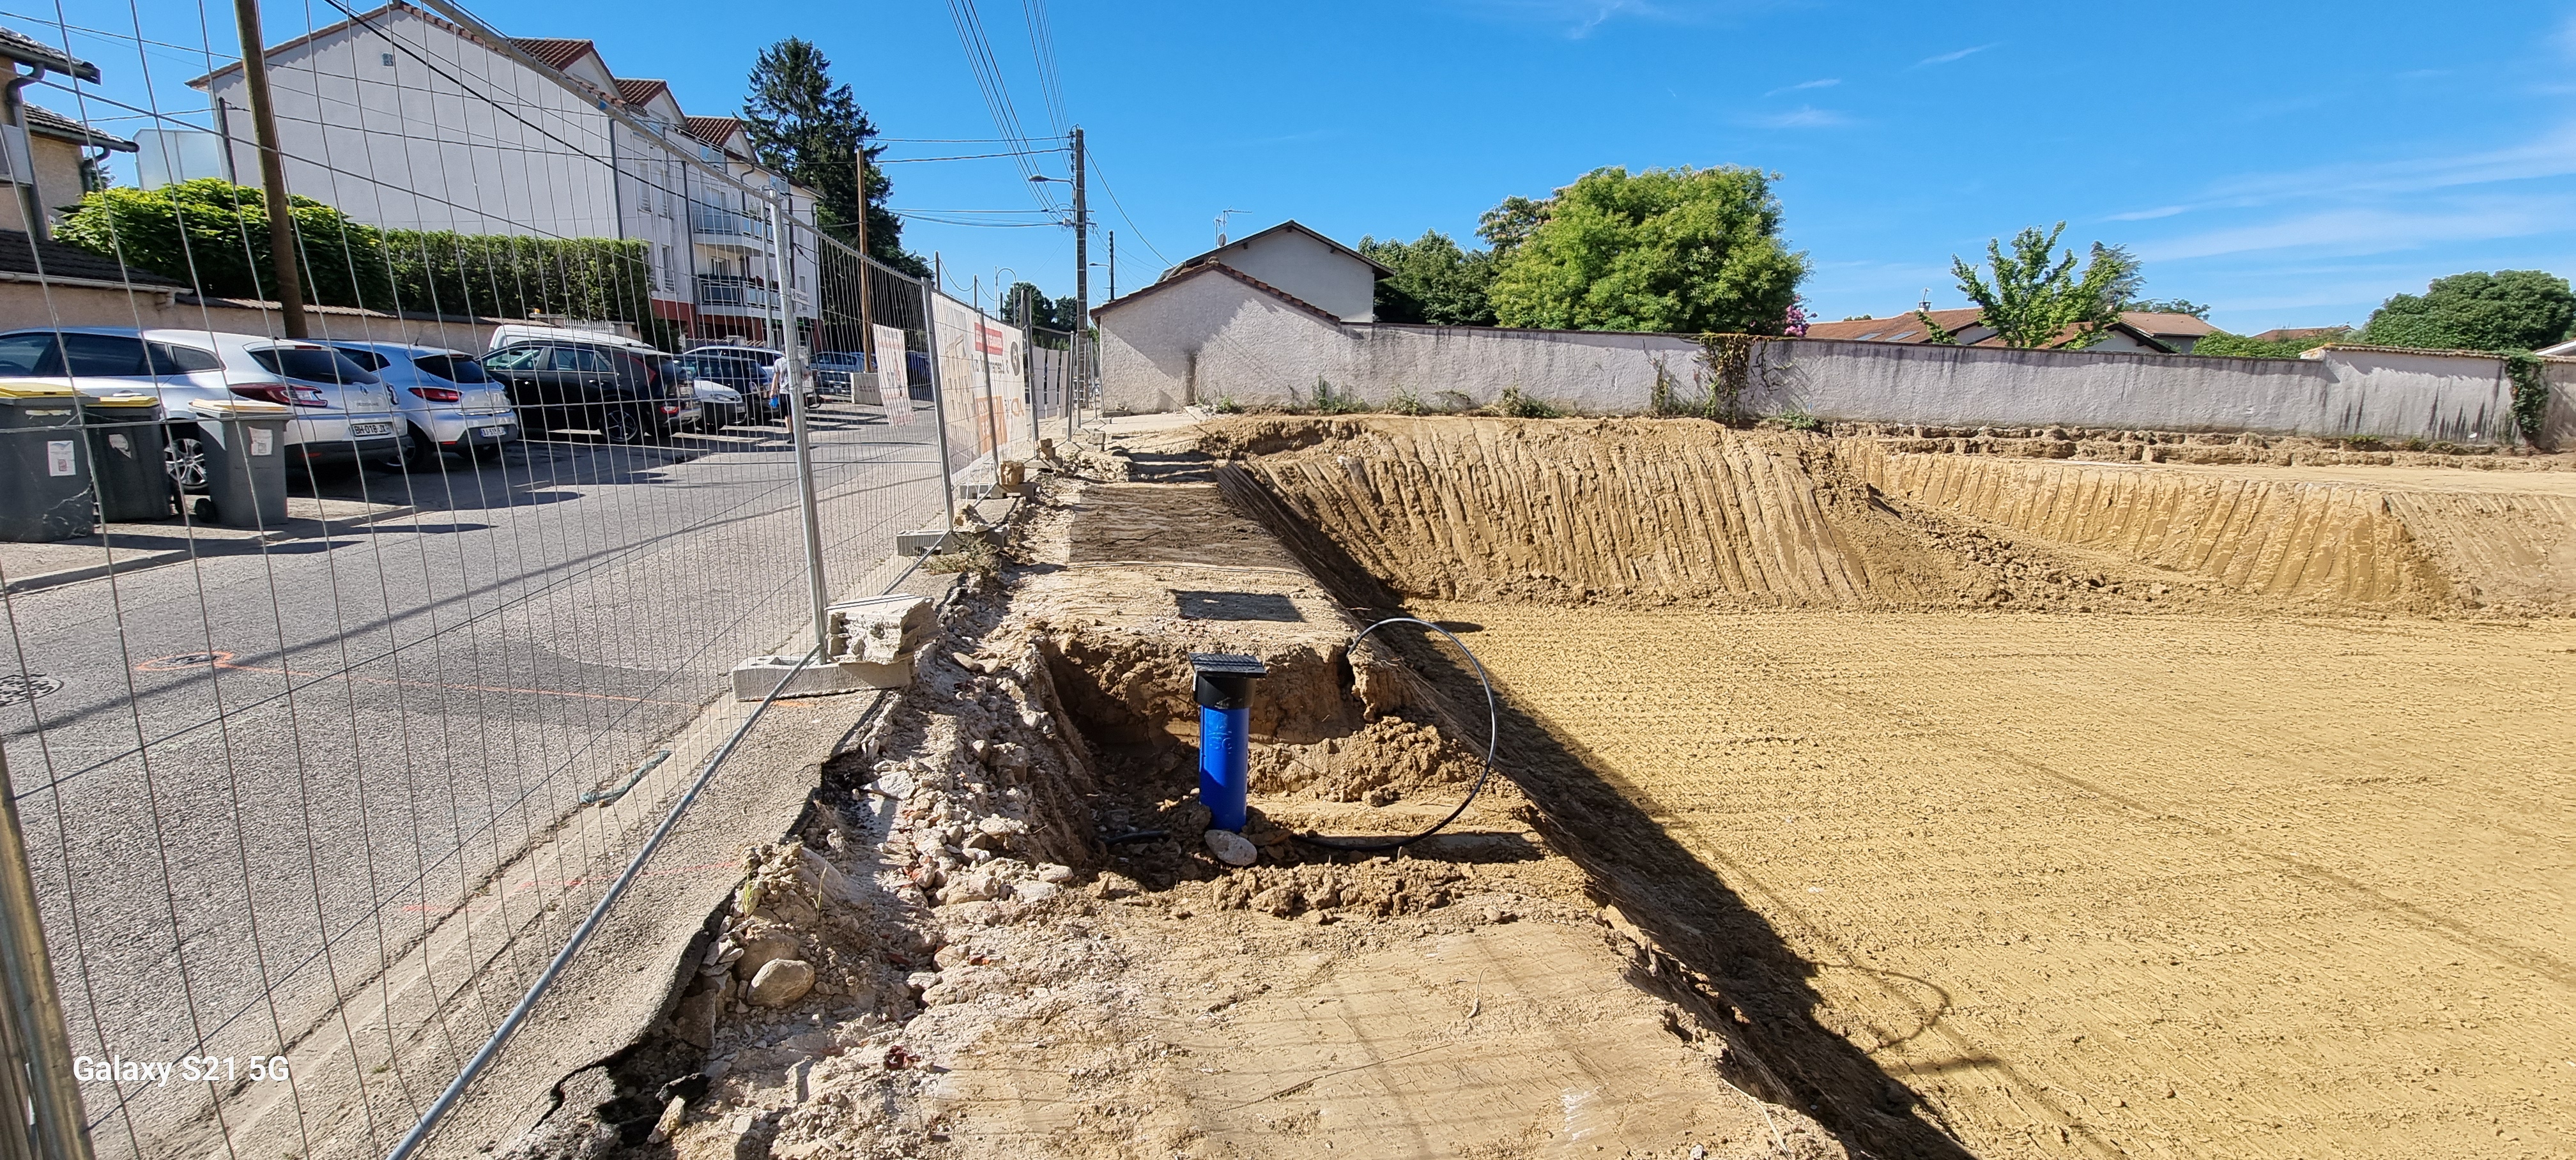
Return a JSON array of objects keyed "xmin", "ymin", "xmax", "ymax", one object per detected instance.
[
  {"xmin": 696, "ymin": 274, "xmax": 776, "ymax": 310},
  {"xmin": 690, "ymin": 207, "xmax": 771, "ymax": 247}
]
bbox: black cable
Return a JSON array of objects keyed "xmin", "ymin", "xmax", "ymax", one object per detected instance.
[{"xmin": 1291, "ymin": 617, "xmax": 1500, "ymax": 853}]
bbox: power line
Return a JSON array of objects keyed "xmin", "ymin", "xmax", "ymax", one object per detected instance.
[
  {"xmin": 1083, "ymin": 146, "xmax": 1169, "ymax": 266},
  {"xmin": 1021, "ymin": 0, "xmax": 1069, "ymax": 139}
]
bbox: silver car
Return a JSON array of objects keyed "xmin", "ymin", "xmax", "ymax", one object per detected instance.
[
  {"xmin": 0, "ymin": 327, "xmax": 401, "ymax": 488},
  {"xmin": 330, "ymin": 342, "xmax": 519, "ymax": 464}
]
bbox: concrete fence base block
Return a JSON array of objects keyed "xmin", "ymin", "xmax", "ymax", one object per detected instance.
[
  {"xmin": 730, "ymin": 655, "xmax": 913, "ymax": 701},
  {"xmin": 894, "ymin": 530, "xmax": 951, "ymax": 556}
]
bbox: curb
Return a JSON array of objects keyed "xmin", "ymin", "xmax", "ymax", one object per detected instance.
[{"xmin": 1, "ymin": 505, "xmax": 418, "ymax": 595}]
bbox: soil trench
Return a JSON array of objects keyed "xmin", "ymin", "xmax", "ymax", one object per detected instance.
[{"xmin": 1199, "ymin": 415, "xmax": 2576, "ymax": 1160}]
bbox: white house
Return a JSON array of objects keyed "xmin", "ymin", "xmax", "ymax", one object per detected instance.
[
  {"xmin": 1151, "ymin": 220, "xmax": 1389, "ymax": 323},
  {"xmin": 190, "ymin": 3, "xmax": 818, "ymax": 346}
]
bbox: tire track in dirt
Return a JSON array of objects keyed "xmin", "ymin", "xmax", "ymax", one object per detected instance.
[{"xmin": 1418, "ymin": 604, "xmax": 2576, "ymax": 1160}]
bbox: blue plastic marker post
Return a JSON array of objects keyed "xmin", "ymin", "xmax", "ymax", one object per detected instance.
[{"xmin": 1190, "ymin": 653, "xmax": 1268, "ymax": 832}]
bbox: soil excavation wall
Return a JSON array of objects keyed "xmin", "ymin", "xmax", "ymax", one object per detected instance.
[{"xmin": 1209, "ymin": 416, "xmax": 2575, "ymax": 615}]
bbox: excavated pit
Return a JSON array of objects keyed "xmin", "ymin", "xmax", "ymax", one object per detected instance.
[{"xmin": 1190, "ymin": 415, "xmax": 2576, "ymax": 1160}]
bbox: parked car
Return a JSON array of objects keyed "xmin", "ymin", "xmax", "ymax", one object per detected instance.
[
  {"xmin": 329, "ymin": 342, "xmax": 519, "ymax": 464},
  {"xmin": 689, "ymin": 379, "xmax": 747, "ymax": 430},
  {"xmin": 677, "ymin": 350, "xmax": 772, "ymax": 425},
  {"xmin": 0, "ymin": 326, "xmax": 400, "ymax": 489},
  {"xmin": 905, "ymin": 349, "xmax": 933, "ymax": 401},
  {"xmin": 479, "ymin": 336, "xmax": 695, "ymax": 445},
  {"xmin": 809, "ymin": 351, "xmax": 866, "ymax": 398},
  {"xmin": 686, "ymin": 342, "xmax": 820, "ymax": 409}
]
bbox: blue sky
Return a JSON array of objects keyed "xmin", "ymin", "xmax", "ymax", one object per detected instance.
[{"xmin": 40, "ymin": 0, "xmax": 2576, "ymax": 332}]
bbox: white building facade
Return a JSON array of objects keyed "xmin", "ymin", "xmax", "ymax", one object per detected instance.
[{"xmin": 191, "ymin": 3, "xmax": 818, "ymax": 346}]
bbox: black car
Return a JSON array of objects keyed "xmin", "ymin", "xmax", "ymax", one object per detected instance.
[{"xmin": 480, "ymin": 339, "xmax": 690, "ymax": 445}]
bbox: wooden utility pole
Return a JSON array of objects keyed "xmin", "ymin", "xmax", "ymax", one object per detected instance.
[
  {"xmin": 231, "ymin": 0, "xmax": 307, "ymax": 338},
  {"xmin": 853, "ymin": 147, "xmax": 874, "ymax": 358},
  {"xmin": 1069, "ymin": 126, "xmax": 1087, "ymax": 434}
]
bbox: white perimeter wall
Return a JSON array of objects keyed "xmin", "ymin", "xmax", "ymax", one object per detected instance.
[{"xmin": 1098, "ymin": 270, "xmax": 2576, "ymax": 446}]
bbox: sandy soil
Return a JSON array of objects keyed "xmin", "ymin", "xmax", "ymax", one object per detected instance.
[{"xmin": 1411, "ymin": 601, "xmax": 2576, "ymax": 1159}]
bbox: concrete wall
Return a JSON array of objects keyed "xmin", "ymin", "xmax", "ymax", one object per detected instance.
[
  {"xmin": 1211, "ymin": 229, "xmax": 1377, "ymax": 322},
  {"xmin": 1098, "ymin": 269, "xmax": 2576, "ymax": 446}
]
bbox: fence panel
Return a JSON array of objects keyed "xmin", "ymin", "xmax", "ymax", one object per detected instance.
[{"xmin": 0, "ymin": 4, "xmax": 963, "ymax": 1156}]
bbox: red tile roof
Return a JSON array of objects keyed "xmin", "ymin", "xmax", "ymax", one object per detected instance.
[
  {"xmin": 2248, "ymin": 325, "xmax": 2350, "ymax": 343},
  {"xmin": 512, "ymin": 37, "xmax": 593, "ymax": 70},
  {"xmin": 615, "ymin": 78, "xmax": 670, "ymax": 107},
  {"xmin": 1094, "ymin": 260, "xmax": 1342, "ymax": 324},
  {"xmin": 684, "ymin": 116, "xmax": 744, "ymax": 150},
  {"xmin": 1802, "ymin": 309, "xmax": 1980, "ymax": 343}
]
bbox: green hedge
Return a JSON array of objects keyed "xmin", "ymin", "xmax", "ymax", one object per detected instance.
[{"xmin": 58, "ymin": 179, "xmax": 663, "ymax": 341}]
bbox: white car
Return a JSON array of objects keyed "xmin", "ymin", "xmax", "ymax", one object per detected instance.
[
  {"xmin": 690, "ymin": 379, "xmax": 746, "ymax": 429},
  {"xmin": 330, "ymin": 342, "xmax": 520, "ymax": 464},
  {"xmin": 0, "ymin": 326, "xmax": 400, "ymax": 489}
]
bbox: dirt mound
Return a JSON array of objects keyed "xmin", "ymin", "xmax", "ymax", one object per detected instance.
[
  {"xmin": 1210, "ymin": 416, "xmax": 2225, "ymax": 613},
  {"xmin": 1200, "ymin": 415, "xmax": 2576, "ymax": 615},
  {"xmin": 1247, "ymin": 716, "xmax": 1482, "ymax": 804}
]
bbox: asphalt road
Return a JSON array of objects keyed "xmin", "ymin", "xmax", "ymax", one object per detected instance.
[{"xmin": 0, "ymin": 402, "xmax": 946, "ymax": 1156}]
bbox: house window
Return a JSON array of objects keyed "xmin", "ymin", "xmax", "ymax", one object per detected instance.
[
  {"xmin": 661, "ymin": 245, "xmax": 675, "ymax": 292},
  {"xmin": 380, "ymin": 52, "xmax": 394, "ymax": 66}
]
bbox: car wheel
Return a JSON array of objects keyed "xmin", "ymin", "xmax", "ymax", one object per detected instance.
[
  {"xmin": 601, "ymin": 404, "xmax": 644, "ymax": 445},
  {"xmin": 401, "ymin": 425, "xmax": 443, "ymax": 471},
  {"xmin": 164, "ymin": 427, "xmax": 210, "ymax": 492}
]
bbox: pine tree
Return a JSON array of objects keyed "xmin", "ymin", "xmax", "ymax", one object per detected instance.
[{"xmin": 740, "ymin": 38, "xmax": 926, "ymax": 276}]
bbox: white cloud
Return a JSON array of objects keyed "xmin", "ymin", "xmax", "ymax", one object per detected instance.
[
  {"xmin": 1913, "ymin": 43, "xmax": 1995, "ymax": 67},
  {"xmin": 2106, "ymin": 205, "xmax": 2189, "ymax": 222},
  {"xmin": 2138, "ymin": 196, "xmax": 2576, "ymax": 261},
  {"xmin": 1742, "ymin": 105, "xmax": 1850, "ymax": 128},
  {"xmin": 1765, "ymin": 77, "xmax": 1840, "ymax": 96}
]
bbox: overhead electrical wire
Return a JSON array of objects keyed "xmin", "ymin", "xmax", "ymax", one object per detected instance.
[
  {"xmin": 942, "ymin": 0, "xmax": 1059, "ymax": 213},
  {"xmin": 1021, "ymin": 0, "xmax": 1070, "ymax": 138}
]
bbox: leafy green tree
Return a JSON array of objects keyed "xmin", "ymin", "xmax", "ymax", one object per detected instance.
[
  {"xmin": 1922, "ymin": 223, "xmax": 2135, "ymax": 349},
  {"xmin": 2359, "ymin": 270, "xmax": 2575, "ymax": 352},
  {"xmin": 57, "ymin": 179, "xmax": 392, "ymax": 308},
  {"xmin": 1485, "ymin": 166, "xmax": 1806, "ymax": 334},
  {"xmin": 59, "ymin": 180, "xmax": 666, "ymax": 340},
  {"xmin": 998, "ymin": 280, "xmax": 1079, "ymax": 339},
  {"xmin": 1476, "ymin": 195, "xmax": 1549, "ymax": 256},
  {"xmin": 1358, "ymin": 231, "xmax": 1498, "ymax": 325},
  {"xmin": 2125, "ymin": 297, "xmax": 2210, "ymax": 319},
  {"xmin": 741, "ymin": 38, "xmax": 924, "ymax": 277},
  {"xmin": 2191, "ymin": 328, "xmax": 2349, "ymax": 359}
]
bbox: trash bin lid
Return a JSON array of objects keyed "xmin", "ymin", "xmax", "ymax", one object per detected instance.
[
  {"xmin": 88, "ymin": 393, "xmax": 162, "ymax": 408},
  {"xmin": 189, "ymin": 399, "xmax": 292, "ymax": 419},
  {"xmin": 0, "ymin": 381, "xmax": 77, "ymax": 400}
]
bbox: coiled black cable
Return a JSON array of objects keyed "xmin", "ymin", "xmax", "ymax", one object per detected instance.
[{"xmin": 1292, "ymin": 616, "xmax": 1501, "ymax": 853}]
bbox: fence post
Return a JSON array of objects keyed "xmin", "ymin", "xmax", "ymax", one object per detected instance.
[
  {"xmin": 766, "ymin": 193, "xmax": 829, "ymax": 657},
  {"xmin": 918, "ymin": 273, "xmax": 958, "ymax": 531},
  {"xmin": 0, "ymin": 750, "xmax": 95, "ymax": 1160}
]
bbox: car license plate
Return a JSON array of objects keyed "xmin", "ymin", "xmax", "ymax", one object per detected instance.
[
  {"xmin": 477, "ymin": 424, "xmax": 509, "ymax": 436},
  {"xmin": 352, "ymin": 422, "xmax": 395, "ymax": 437}
]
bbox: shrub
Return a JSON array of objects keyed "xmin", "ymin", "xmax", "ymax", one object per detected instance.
[
  {"xmin": 1308, "ymin": 376, "xmax": 1370, "ymax": 415},
  {"xmin": 1489, "ymin": 385, "xmax": 1563, "ymax": 418},
  {"xmin": 1386, "ymin": 385, "xmax": 1429, "ymax": 415}
]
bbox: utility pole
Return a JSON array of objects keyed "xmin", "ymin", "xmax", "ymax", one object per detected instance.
[
  {"xmin": 229, "ymin": 0, "xmax": 307, "ymax": 339},
  {"xmin": 853, "ymin": 147, "xmax": 873, "ymax": 362},
  {"xmin": 1069, "ymin": 126, "xmax": 1088, "ymax": 438},
  {"xmin": 1107, "ymin": 229, "xmax": 1116, "ymax": 303}
]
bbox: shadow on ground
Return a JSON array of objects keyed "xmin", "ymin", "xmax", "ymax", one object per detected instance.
[{"xmin": 1218, "ymin": 463, "xmax": 1975, "ymax": 1160}]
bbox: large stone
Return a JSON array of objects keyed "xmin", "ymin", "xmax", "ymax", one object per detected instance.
[
  {"xmin": 671, "ymin": 990, "xmax": 721, "ymax": 1048},
  {"xmin": 734, "ymin": 931, "xmax": 801, "ymax": 981},
  {"xmin": 746, "ymin": 959, "xmax": 815, "ymax": 1007}
]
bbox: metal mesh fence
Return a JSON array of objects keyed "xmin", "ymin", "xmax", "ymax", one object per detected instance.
[{"xmin": 0, "ymin": 1, "xmax": 1042, "ymax": 1154}]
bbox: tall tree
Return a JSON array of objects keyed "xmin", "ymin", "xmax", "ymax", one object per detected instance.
[
  {"xmin": 2361, "ymin": 270, "xmax": 2575, "ymax": 352},
  {"xmin": 998, "ymin": 280, "xmax": 1078, "ymax": 335},
  {"xmin": 1485, "ymin": 165, "xmax": 1806, "ymax": 335},
  {"xmin": 1359, "ymin": 231, "xmax": 1498, "ymax": 325},
  {"xmin": 740, "ymin": 38, "xmax": 925, "ymax": 277},
  {"xmin": 1923, "ymin": 223, "xmax": 2135, "ymax": 349}
]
